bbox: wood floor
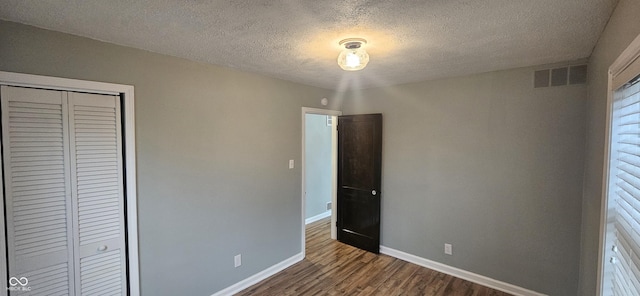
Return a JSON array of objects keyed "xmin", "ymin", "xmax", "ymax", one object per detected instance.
[{"xmin": 236, "ymin": 218, "xmax": 512, "ymax": 296}]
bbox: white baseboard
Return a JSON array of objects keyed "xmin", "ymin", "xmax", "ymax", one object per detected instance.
[
  {"xmin": 210, "ymin": 252, "xmax": 304, "ymax": 296},
  {"xmin": 305, "ymin": 210, "xmax": 331, "ymax": 225},
  {"xmin": 380, "ymin": 246, "xmax": 547, "ymax": 296}
]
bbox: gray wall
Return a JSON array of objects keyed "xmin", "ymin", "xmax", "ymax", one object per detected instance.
[
  {"xmin": 579, "ymin": 0, "xmax": 640, "ymax": 294},
  {"xmin": 0, "ymin": 20, "xmax": 336, "ymax": 295},
  {"xmin": 305, "ymin": 114, "xmax": 332, "ymax": 219},
  {"xmin": 342, "ymin": 65, "xmax": 587, "ymax": 295}
]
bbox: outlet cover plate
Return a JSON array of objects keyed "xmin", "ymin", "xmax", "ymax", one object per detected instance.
[{"xmin": 444, "ymin": 244, "xmax": 452, "ymax": 255}]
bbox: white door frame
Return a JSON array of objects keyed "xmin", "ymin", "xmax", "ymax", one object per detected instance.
[
  {"xmin": 301, "ymin": 107, "xmax": 341, "ymax": 256},
  {"xmin": 598, "ymin": 33, "xmax": 640, "ymax": 296},
  {"xmin": 0, "ymin": 71, "xmax": 140, "ymax": 296}
]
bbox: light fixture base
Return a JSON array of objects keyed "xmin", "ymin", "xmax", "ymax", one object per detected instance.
[{"xmin": 339, "ymin": 38, "xmax": 367, "ymax": 49}]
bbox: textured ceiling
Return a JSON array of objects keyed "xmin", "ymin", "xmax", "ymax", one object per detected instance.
[{"xmin": 0, "ymin": 0, "xmax": 618, "ymax": 90}]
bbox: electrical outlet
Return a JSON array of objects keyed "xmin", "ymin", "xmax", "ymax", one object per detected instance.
[
  {"xmin": 289, "ymin": 159, "xmax": 295, "ymax": 169},
  {"xmin": 326, "ymin": 202, "xmax": 332, "ymax": 211},
  {"xmin": 444, "ymin": 244, "xmax": 452, "ymax": 255},
  {"xmin": 234, "ymin": 254, "xmax": 242, "ymax": 267}
]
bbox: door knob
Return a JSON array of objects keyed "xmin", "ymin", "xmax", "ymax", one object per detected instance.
[
  {"xmin": 371, "ymin": 190, "xmax": 377, "ymax": 196},
  {"xmin": 98, "ymin": 245, "xmax": 108, "ymax": 251}
]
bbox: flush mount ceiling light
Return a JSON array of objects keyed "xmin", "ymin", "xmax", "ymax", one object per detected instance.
[{"xmin": 337, "ymin": 38, "xmax": 369, "ymax": 71}]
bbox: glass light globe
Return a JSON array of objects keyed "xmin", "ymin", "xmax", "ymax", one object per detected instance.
[{"xmin": 337, "ymin": 48, "xmax": 369, "ymax": 71}]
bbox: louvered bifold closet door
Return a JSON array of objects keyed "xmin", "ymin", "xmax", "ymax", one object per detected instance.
[
  {"xmin": 1, "ymin": 86, "xmax": 75, "ymax": 295},
  {"xmin": 609, "ymin": 80, "xmax": 640, "ymax": 296},
  {"xmin": 68, "ymin": 92, "xmax": 127, "ymax": 296}
]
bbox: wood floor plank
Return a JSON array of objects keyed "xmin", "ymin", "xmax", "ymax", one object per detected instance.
[{"xmin": 235, "ymin": 219, "xmax": 513, "ymax": 296}]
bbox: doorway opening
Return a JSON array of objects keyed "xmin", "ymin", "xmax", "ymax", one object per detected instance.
[{"xmin": 301, "ymin": 107, "xmax": 341, "ymax": 256}]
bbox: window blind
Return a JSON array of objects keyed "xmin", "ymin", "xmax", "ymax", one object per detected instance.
[{"xmin": 607, "ymin": 78, "xmax": 640, "ymax": 296}]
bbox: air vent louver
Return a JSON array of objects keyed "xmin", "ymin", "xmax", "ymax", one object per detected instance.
[
  {"xmin": 534, "ymin": 64, "xmax": 587, "ymax": 88},
  {"xmin": 534, "ymin": 70, "xmax": 550, "ymax": 88},
  {"xmin": 569, "ymin": 65, "xmax": 588, "ymax": 85}
]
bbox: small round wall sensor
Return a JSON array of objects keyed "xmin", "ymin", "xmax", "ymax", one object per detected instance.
[{"xmin": 321, "ymin": 98, "xmax": 328, "ymax": 106}]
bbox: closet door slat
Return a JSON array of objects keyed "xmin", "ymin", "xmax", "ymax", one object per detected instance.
[
  {"xmin": 1, "ymin": 85, "xmax": 75, "ymax": 295},
  {"xmin": 68, "ymin": 92, "xmax": 127, "ymax": 295}
]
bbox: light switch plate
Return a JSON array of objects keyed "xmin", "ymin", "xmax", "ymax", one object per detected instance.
[
  {"xmin": 289, "ymin": 159, "xmax": 295, "ymax": 169},
  {"xmin": 234, "ymin": 254, "xmax": 241, "ymax": 267}
]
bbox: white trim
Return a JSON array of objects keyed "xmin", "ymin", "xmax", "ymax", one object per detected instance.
[
  {"xmin": 596, "ymin": 71, "xmax": 614, "ymax": 296},
  {"xmin": 0, "ymin": 71, "xmax": 140, "ymax": 296},
  {"xmin": 0, "ymin": 71, "xmax": 128, "ymax": 95},
  {"xmin": 380, "ymin": 246, "xmax": 547, "ymax": 296},
  {"xmin": 610, "ymin": 33, "xmax": 640, "ymax": 89},
  {"xmin": 597, "ymin": 32, "xmax": 640, "ymax": 296},
  {"xmin": 305, "ymin": 210, "xmax": 332, "ymax": 225},
  {"xmin": 210, "ymin": 253, "xmax": 303, "ymax": 296},
  {"xmin": 330, "ymin": 112, "xmax": 338, "ymax": 240},
  {"xmin": 122, "ymin": 80, "xmax": 140, "ymax": 296},
  {"xmin": 599, "ymin": 33, "xmax": 640, "ymax": 296},
  {"xmin": 301, "ymin": 107, "xmax": 342, "ymax": 257}
]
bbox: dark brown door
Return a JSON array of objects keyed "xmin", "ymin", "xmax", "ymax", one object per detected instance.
[{"xmin": 337, "ymin": 114, "xmax": 382, "ymax": 253}]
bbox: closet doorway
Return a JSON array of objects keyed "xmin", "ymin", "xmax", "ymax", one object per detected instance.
[{"xmin": 0, "ymin": 72, "xmax": 139, "ymax": 296}]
